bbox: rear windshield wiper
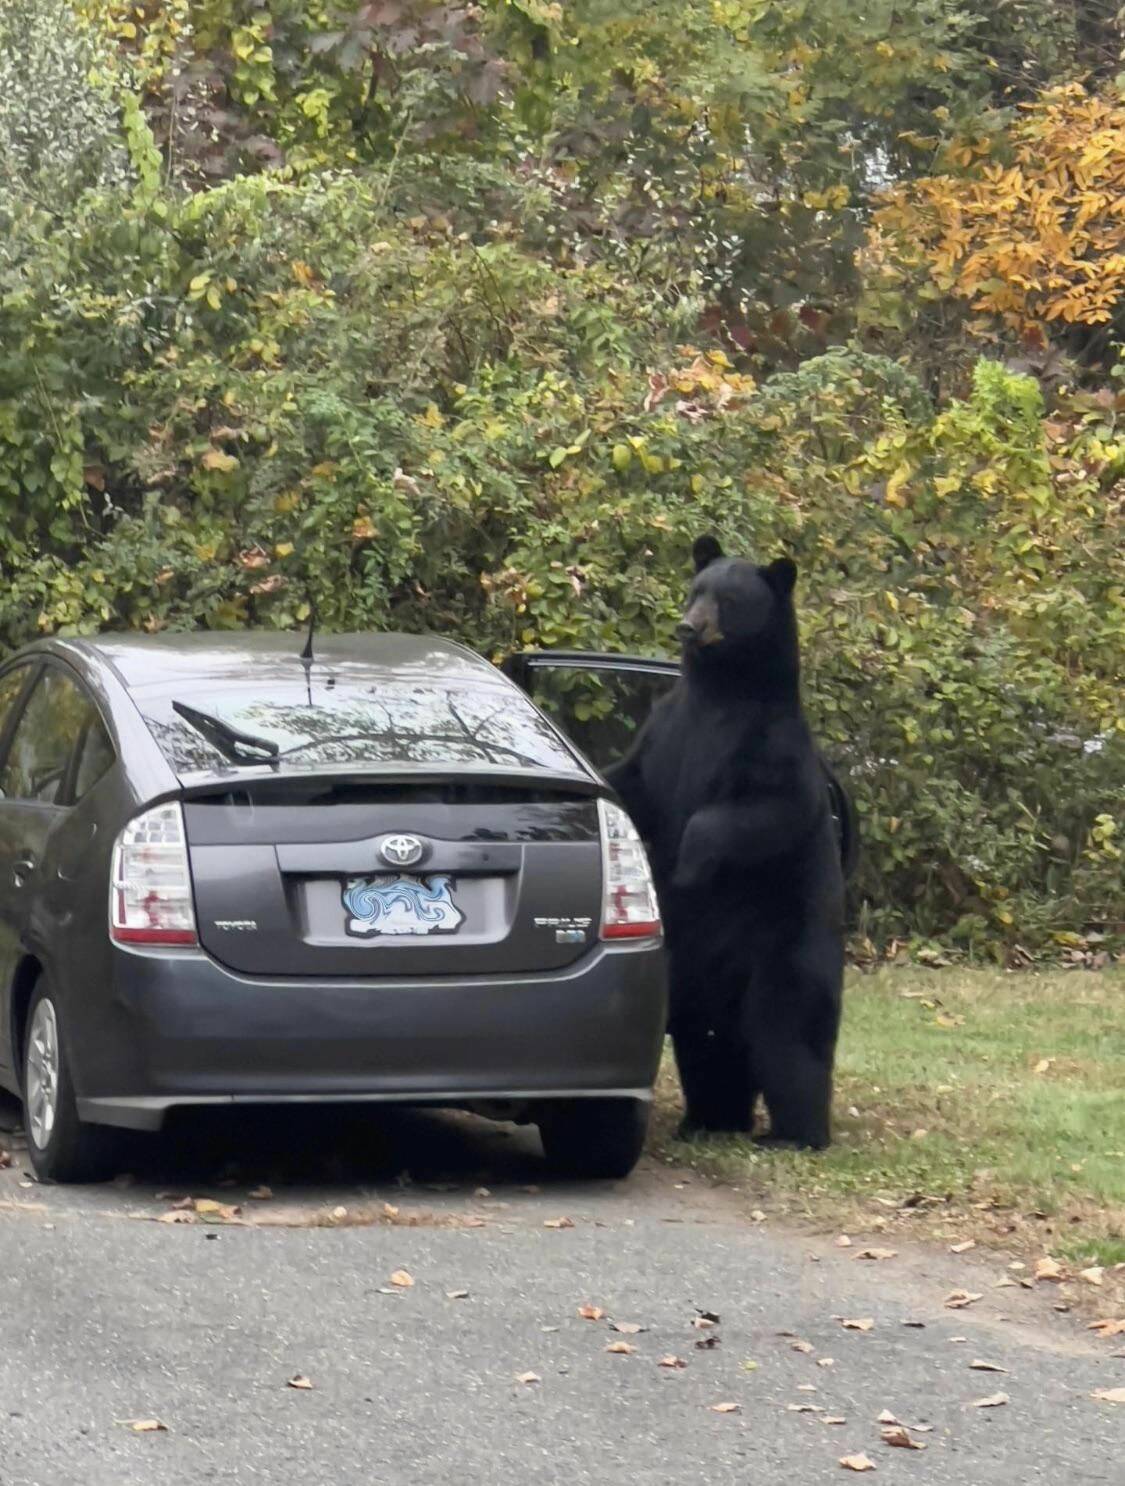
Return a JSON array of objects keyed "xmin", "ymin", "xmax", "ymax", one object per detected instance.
[{"xmin": 172, "ymin": 700, "xmax": 280, "ymax": 764}]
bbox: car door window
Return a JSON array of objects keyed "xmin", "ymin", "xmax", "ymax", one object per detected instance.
[
  {"xmin": 73, "ymin": 714, "xmax": 116, "ymax": 801},
  {"xmin": 0, "ymin": 664, "xmax": 32, "ymax": 741},
  {"xmin": 511, "ymin": 658, "xmax": 678, "ymax": 774},
  {"xmin": 0, "ymin": 668, "xmax": 102, "ymax": 805}
]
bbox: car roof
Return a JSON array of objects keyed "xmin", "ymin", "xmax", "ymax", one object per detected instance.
[{"xmin": 53, "ymin": 632, "xmax": 499, "ymax": 695}]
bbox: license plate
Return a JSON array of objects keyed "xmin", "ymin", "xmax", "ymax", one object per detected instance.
[{"xmin": 341, "ymin": 874, "xmax": 465, "ymax": 938}]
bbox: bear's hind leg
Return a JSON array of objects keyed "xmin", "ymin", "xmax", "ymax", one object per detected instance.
[
  {"xmin": 671, "ymin": 1009, "xmax": 755, "ymax": 1136},
  {"xmin": 747, "ymin": 992, "xmax": 838, "ymax": 1150},
  {"xmin": 754, "ymin": 1046, "xmax": 832, "ymax": 1150}
]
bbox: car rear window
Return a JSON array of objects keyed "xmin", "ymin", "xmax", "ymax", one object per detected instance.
[{"xmin": 136, "ymin": 676, "xmax": 583, "ymax": 777}]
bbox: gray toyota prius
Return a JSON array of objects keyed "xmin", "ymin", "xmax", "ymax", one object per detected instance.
[{"xmin": 0, "ymin": 633, "xmax": 668, "ymax": 1183}]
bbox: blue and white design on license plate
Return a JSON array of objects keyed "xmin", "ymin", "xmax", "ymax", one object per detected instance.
[{"xmin": 342, "ymin": 874, "xmax": 465, "ymax": 938}]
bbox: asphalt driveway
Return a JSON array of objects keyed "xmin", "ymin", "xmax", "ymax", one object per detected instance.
[{"xmin": 0, "ymin": 1096, "xmax": 1121, "ymax": 1484}]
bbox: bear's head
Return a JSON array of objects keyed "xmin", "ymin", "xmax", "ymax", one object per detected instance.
[{"xmin": 676, "ymin": 535, "xmax": 800, "ymax": 690}]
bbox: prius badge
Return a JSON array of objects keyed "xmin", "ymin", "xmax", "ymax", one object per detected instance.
[{"xmin": 379, "ymin": 833, "xmax": 425, "ymax": 869}]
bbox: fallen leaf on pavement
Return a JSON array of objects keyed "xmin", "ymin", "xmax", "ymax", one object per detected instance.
[
  {"xmin": 610, "ymin": 1321, "xmax": 645, "ymax": 1334},
  {"xmin": 823, "ymin": 1415, "xmax": 847, "ymax": 1426},
  {"xmin": 970, "ymin": 1360, "xmax": 1008, "ymax": 1372},
  {"xmin": 156, "ymin": 1210, "xmax": 195, "ymax": 1224},
  {"xmin": 193, "ymin": 1198, "xmax": 239, "ymax": 1221},
  {"xmin": 788, "ymin": 1402, "xmax": 823, "ymax": 1413},
  {"xmin": 841, "ymin": 1318, "xmax": 875, "ymax": 1332},
  {"xmin": 605, "ymin": 1341, "xmax": 636, "ymax": 1355},
  {"xmin": 117, "ymin": 1419, "xmax": 167, "ymax": 1433},
  {"xmin": 709, "ymin": 1401, "xmax": 739, "ymax": 1414},
  {"xmin": 695, "ymin": 1308, "xmax": 721, "ymax": 1324},
  {"xmin": 817, "ymin": 1357, "xmax": 835, "ymax": 1368},
  {"xmin": 543, "ymin": 1217, "xmax": 574, "ymax": 1230},
  {"xmin": 970, "ymin": 1392, "xmax": 1009, "ymax": 1408},
  {"xmin": 901, "ymin": 1319, "xmax": 925, "ymax": 1329},
  {"xmin": 791, "ymin": 1339, "xmax": 814, "ymax": 1354},
  {"xmin": 1091, "ymin": 1388, "xmax": 1125, "ymax": 1404},
  {"xmin": 445, "ymin": 1290, "xmax": 469, "ymax": 1300},
  {"xmin": 881, "ymin": 1426, "xmax": 925, "ymax": 1451},
  {"xmin": 950, "ymin": 1240, "xmax": 976, "ymax": 1254},
  {"xmin": 797, "ymin": 1384, "xmax": 817, "ymax": 1393},
  {"xmin": 515, "ymin": 1372, "xmax": 540, "ymax": 1386},
  {"xmin": 876, "ymin": 1410, "xmax": 898, "ymax": 1424},
  {"xmin": 658, "ymin": 1356, "xmax": 687, "ymax": 1369},
  {"xmin": 835, "ymin": 1235, "xmax": 853, "ymax": 1248},
  {"xmin": 389, "ymin": 1270, "xmax": 414, "ymax": 1288},
  {"xmin": 248, "ymin": 1185, "xmax": 273, "ymax": 1200},
  {"xmin": 286, "ymin": 1376, "xmax": 314, "ymax": 1390},
  {"xmin": 856, "ymin": 1248, "xmax": 897, "ymax": 1262},
  {"xmin": 838, "ymin": 1453, "xmax": 876, "ymax": 1471},
  {"xmin": 1079, "ymin": 1267, "xmax": 1104, "ymax": 1287},
  {"xmin": 944, "ymin": 1289, "xmax": 983, "ymax": 1309},
  {"xmin": 1088, "ymin": 1318, "xmax": 1125, "ymax": 1337},
  {"xmin": 1034, "ymin": 1256, "xmax": 1064, "ymax": 1282},
  {"xmin": 577, "ymin": 1304, "xmax": 605, "ymax": 1322}
]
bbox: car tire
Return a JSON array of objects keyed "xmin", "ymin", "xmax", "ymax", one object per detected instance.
[
  {"xmin": 21, "ymin": 981, "xmax": 120, "ymax": 1184},
  {"xmin": 537, "ymin": 1097, "xmax": 650, "ymax": 1179}
]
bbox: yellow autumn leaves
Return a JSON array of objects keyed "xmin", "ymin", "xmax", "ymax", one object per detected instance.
[{"xmin": 873, "ymin": 83, "xmax": 1125, "ymax": 333}]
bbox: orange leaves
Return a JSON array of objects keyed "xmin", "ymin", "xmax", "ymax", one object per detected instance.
[{"xmin": 872, "ymin": 82, "xmax": 1125, "ymax": 336}]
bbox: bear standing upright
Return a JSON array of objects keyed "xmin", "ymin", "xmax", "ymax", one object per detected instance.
[{"xmin": 605, "ymin": 536, "xmax": 845, "ymax": 1148}]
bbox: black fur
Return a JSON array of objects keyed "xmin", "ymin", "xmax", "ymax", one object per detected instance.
[{"xmin": 605, "ymin": 537, "xmax": 845, "ymax": 1147}]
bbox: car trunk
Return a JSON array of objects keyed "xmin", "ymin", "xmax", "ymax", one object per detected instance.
[{"xmin": 183, "ymin": 775, "xmax": 605, "ymax": 977}]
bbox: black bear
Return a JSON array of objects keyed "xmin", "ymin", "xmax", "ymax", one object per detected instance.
[{"xmin": 604, "ymin": 536, "xmax": 845, "ymax": 1148}]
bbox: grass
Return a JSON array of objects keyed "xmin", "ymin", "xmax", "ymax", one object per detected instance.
[{"xmin": 652, "ymin": 966, "xmax": 1125, "ymax": 1280}]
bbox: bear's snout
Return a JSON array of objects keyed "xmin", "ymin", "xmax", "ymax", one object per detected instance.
[{"xmin": 678, "ymin": 598, "xmax": 724, "ymax": 647}]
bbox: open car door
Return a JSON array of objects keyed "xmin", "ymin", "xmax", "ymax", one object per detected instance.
[{"xmin": 500, "ymin": 650, "xmax": 858, "ymax": 878}]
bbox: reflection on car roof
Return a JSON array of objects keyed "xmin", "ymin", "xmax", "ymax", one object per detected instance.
[{"xmin": 70, "ymin": 632, "xmax": 490, "ymax": 692}]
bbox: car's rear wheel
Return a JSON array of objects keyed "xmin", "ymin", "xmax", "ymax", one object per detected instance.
[
  {"xmin": 537, "ymin": 1097, "xmax": 650, "ymax": 1179},
  {"xmin": 22, "ymin": 981, "xmax": 120, "ymax": 1184}
]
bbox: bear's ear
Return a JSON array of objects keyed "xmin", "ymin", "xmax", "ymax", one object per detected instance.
[
  {"xmin": 763, "ymin": 556, "xmax": 797, "ymax": 595},
  {"xmin": 692, "ymin": 535, "xmax": 724, "ymax": 573}
]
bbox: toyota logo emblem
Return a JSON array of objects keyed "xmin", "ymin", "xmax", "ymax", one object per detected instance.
[{"xmin": 380, "ymin": 834, "xmax": 425, "ymax": 869}]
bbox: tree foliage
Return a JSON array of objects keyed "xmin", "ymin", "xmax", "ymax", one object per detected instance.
[
  {"xmin": 0, "ymin": 0, "xmax": 127, "ymax": 207},
  {"xmin": 872, "ymin": 84, "xmax": 1125, "ymax": 357}
]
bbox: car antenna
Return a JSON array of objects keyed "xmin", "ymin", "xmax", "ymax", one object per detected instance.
[
  {"xmin": 300, "ymin": 596, "xmax": 316, "ymax": 665},
  {"xmin": 299, "ymin": 596, "xmax": 316, "ymax": 706}
]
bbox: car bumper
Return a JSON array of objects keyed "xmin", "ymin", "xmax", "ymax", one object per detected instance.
[{"xmin": 76, "ymin": 941, "xmax": 667, "ymax": 1131}]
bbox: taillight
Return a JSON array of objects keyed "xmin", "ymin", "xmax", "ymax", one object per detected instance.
[
  {"xmin": 598, "ymin": 798, "xmax": 662, "ymax": 940},
  {"xmin": 110, "ymin": 802, "xmax": 198, "ymax": 946}
]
